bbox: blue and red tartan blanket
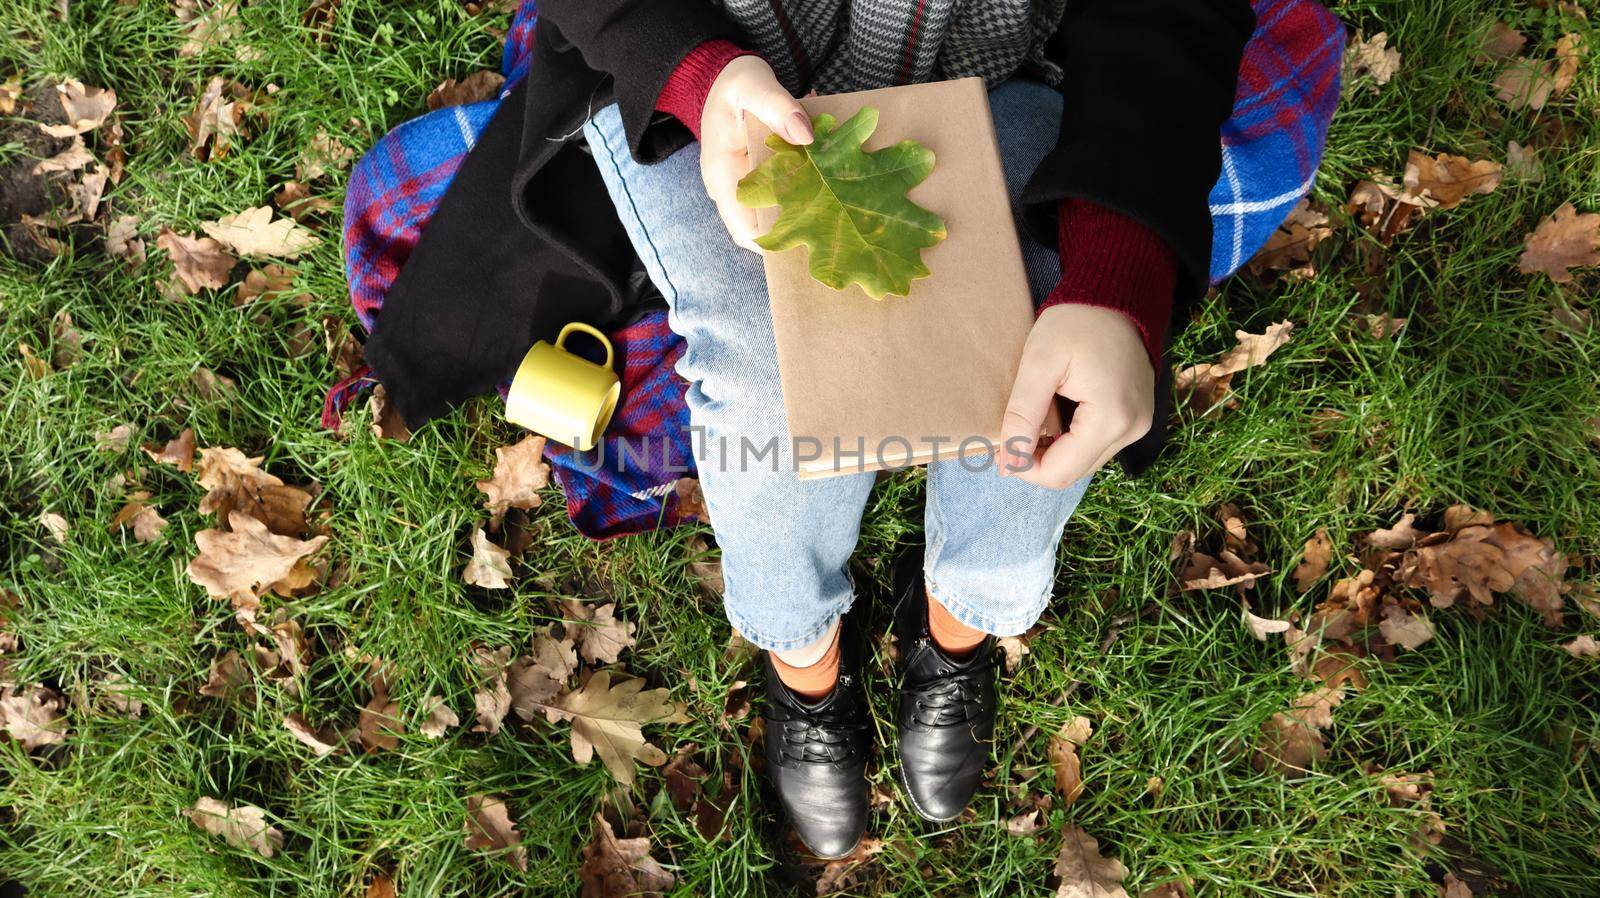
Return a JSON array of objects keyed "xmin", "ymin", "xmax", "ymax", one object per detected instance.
[{"xmin": 329, "ymin": 0, "xmax": 1343, "ymax": 540}]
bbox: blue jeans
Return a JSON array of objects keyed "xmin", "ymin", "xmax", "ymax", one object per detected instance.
[{"xmin": 582, "ymin": 79, "xmax": 1093, "ymax": 652}]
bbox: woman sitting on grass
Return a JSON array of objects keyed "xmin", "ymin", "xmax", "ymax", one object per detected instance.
[{"xmin": 531, "ymin": 0, "xmax": 1253, "ymax": 857}]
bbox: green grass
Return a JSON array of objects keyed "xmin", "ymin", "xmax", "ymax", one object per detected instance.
[{"xmin": 3, "ymin": 0, "xmax": 1599, "ymax": 895}]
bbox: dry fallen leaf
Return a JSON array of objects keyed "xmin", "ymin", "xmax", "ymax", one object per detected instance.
[
  {"xmin": 462, "ymin": 528, "xmax": 513, "ymax": 590},
  {"xmin": 1053, "ymin": 824, "xmax": 1130, "ymax": 898},
  {"xmin": 470, "ymin": 644, "xmax": 513, "ymax": 735},
  {"xmin": 183, "ymin": 76, "xmax": 249, "ymax": 159},
  {"xmin": 1049, "ymin": 716, "xmax": 1094, "ymax": 807},
  {"xmin": 175, "ymin": 0, "xmax": 242, "ymax": 56},
  {"xmin": 110, "ymin": 494, "xmax": 169, "ymax": 543},
  {"xmin": 236, "ymin": 264, "xmax": 296, "ymax": 305},
  {"xmin": 1519, "ymin": 202, "xmax": 1600, "ymax": 282},
  {"xmin": 1440, "ymin": 873, "xmax": 1473, "ymax": 898},
  {"xmin": 418, "ymin": 694, "xmax": 459, "ymax": 738},
  {"xmin": 298, "ymin": 128, "xmax": 354, "ymax": 182},
  {"xmin": 1253, "ymin": 709, "xmax": 1327, "ymax": 776},
  {"xmin": 1345, "ymin": 31, "xmax": 1400, "ymax": 89},
  {"xmin": 426, "ymin": 71, "xmax": 506, "ymax": 110},
  {"xmin": 1479, "ymin": 21, "xmax": 1526, "ymax": 62},
  {"xmin": 202, "ymin": 206, "xmax": 319, "ymax": 259},
  {"xmin": 1175, "ymin": 321, "xmax": 1294, "ymax": 417},
  {"xmin": 368, "ymin": 385, "xmax": 411, "ymax": 441},
  {"xmin": 561, "ymin": 600, "xmax": 637, "ymax": 665},
  {"xmin": 1560, "ymin": 635, "xmax": 1599, "ymax": 659},
  {"xmin": 475, "ymin": 435, "xmax": 549, "ymax": 514},
  {"xmin": 1182, "ymin": 550, "xmax": 1270, "ymax": 593},
  {"xmin": 1379, "ymin": 604, "xmax": 1436, "ymax": 650},
  {"xmin": 1402, "ymin": 151, "xmax": 1502, "ymax": 210},
  {"xmin": 188, "ymin": 796, "xmax": 283, "ymax": 858},
  {"xmin": 38, "ymin": 79, "xmax": 116, "ymax": 137},
  {"xmin": 578, "ymin": 812, "xmax": 676, "ymax": 897},
  {"xmin": 186, "ymin": 511, "xmax": 329, "ymax": 606},
  {"xmin": 199, "ymin": 650, "xmax": 251, "ymax": 700},
  {"xmin": 39, "ymin": 511, "xmax": 70, "ymax": 543},
  {"xmin": 463, "ymin": 794, "xmax": 527, "ymax": 871},
  {"xmin": 0, "ymin": 684, "xmax": 68, "ymax": 749},
  {"xmin": 157, "ymin": 229, "xmax": 237, "ymax": 294},
  {"xmin": 1293, "ymin": 528, "xmax": 1333, "ymax": 593},
  {"xmin": 547, "ymin": 670, "xmax": 688, "ymax": 785},
  {"xmin": 195, "ymin": 447, "xmax": 313, "ymax": 536},
  {"xmin": 1245, "ymin": 199, "xmax": 1331, "ymax": 280},
  {"xmin": 1241, "ymin": 601, "xmax": 1292, "ymax": 641},
  {"xmin": 506, "ymin": 630, "xmax": 579, "ymax": 721},
  {"xmin": 31, "ymin": 136, "xmax": 94, "ymax": 175},
  {"xmin": 283, "ymin": 713, "xmax": 343, "ymax": 756},
  {"xmin": 1495, "ymin": 32, "xmax": 1584, "ymax": 111}
]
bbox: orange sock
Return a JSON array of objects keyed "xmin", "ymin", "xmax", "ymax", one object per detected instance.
[
  {"xmin": 927, "ymin": 587, "xmax": 987, "ymax": 658},
  {"xmin": 770, "ymin": 626, "xmax": 841, "ymax": 700}
]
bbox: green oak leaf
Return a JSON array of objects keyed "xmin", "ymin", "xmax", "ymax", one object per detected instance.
[{"xmin": 737, "ymin": 107, "xmax": 946, "ymax": 300}]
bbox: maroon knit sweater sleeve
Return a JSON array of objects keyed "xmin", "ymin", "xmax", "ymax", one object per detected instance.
[
  {"xmin": 1039, "ymin": 198, "xmax": 1176, "ymax": 372},
  {"xmin": 656, "ymin": 43, "xmax": 1176, "ymax": 370},
  {"xmin": 654, "ymin": 39, "xmax": 756, "ymax": 140}
]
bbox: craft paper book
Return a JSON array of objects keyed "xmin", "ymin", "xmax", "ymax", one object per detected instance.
[{"xmin": 746, "ymin": 76, "xmax": 1057, "ymax": 479}]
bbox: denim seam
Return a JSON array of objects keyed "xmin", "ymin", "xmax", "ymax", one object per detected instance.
[
  {"xmin": 588, "ymin": 113, "xmax": 680, "ymax": 305},
  {"xmin": 723, "ymin": 599, "xmax": 847, "ymax": 654}
]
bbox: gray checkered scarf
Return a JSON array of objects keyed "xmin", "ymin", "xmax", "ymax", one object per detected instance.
[{"xmin": 708, "ymin": 0, "xmax": 1068, "ymax": 95}]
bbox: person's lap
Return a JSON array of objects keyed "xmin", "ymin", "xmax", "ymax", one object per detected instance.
[{"xmin": 581, "ymin": 78, "xmax": 1093, "ymax": 652}]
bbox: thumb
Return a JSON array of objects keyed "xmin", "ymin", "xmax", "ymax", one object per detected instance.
[
  {"xmin": 998, "ymin": 354, "xmax": 1061, "ymax": 475},
  {"xmin": 740, "ymin": 84, "xmax": 812, "ymax": 146}
]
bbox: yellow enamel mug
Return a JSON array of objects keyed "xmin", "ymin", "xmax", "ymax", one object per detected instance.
[{"xmin": 505, "ymin": 322, "xmax": 620, "ymax": 451}]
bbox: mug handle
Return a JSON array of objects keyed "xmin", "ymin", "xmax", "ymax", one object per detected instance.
[{"xmin": 555, "ymin": 322, "xmax": 615, "ymax": 370}]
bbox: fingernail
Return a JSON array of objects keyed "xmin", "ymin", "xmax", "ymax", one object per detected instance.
[{"xmin": 787, "ymin": 111, "xmax": 813, "ymax": 143}]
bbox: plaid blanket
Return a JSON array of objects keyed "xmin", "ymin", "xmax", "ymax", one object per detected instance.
[{"xmin": 331, "ymin": 0, "xmax": 1342, "ymax": 539}]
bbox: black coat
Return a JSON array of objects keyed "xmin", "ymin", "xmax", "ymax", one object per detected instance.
[{"xmin": 364, "ymin": 0, "xmax": 1255, "ymax": 478}]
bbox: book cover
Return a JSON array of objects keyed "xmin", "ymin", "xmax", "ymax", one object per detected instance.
[{"xmin": 746, "ymin": 76, "xmax": 1056, "ymax": 479}]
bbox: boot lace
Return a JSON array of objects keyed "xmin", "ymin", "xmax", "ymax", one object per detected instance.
[{"xmin": 906, "ymin": 653, "xmax": 998, "ymax": 728}]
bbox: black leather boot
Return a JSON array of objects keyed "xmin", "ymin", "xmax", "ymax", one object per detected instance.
[
  {"xmin": 761, "ymin": 611, "xmax": 871, "ymax": 858},
  {"xmin": 891, "ymin": 549, "xmax": 1000, "ymax": 822}
]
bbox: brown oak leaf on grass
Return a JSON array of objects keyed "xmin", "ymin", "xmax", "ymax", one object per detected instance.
[
  {"xmin": 1344, "ymin": 32, "xmax": 1399, "ymax": 89},
  {"xmin": 199, "ymin": 650, "xmax": 251, "ymax": 700},
  {"xmin": 1173, "ymin": 321, "xmax": 1293, "ymax": 418},
  {"xmin": 188, "ymin": 796, "xmax": 283, "ymax": 858},
  {"xmin": 1245, "ymin": 198, "xmax": 1331, "ymax": 280},
  {"xmin": 37, "ymin": 79, "xmax": 116, "ymax": 137},
  {"xmin": 368, "ymin": 385, "xmax": 412, "ymax": 441},
  {"xmin": 157, "ymin": 229, "xmax": 237, "ymax": 294},
  {"xmin": 110, "ymin": 492, "xmax": 169, "ymax": 543},
  {"xmin": 1402, "ymin": 152, "xmax": 1502, "ymax": 210},
  {"xmin": 186, "ymin": 511, "xmax": 329, "ymax": 622},
  {"xmin": 547, "ymin": 670, "xmax": 689, "ymax": 785},
  {"xmin": 1478, "ymin": 21, "xmax": 1527, "ymax": 63},
  {"xmin": 1494, "ymin": 32, "xmax": 1584, "ymax": 111},
  {"xmin": 561, "ymin": 599, "xmax": 637, "ymax": 665},
  {"xmin": 1371, "ymin": 767, "xmax": 1445, "ymax": 854},
  {"xmin": 463, "ymin": 794, "xmax": 527, "ymax": 871},
  {"xmin": 427, "ymin": 71, "xmax": 506, "ymax": 110},
  {"xmin": 1560, "ymin": 635, "xmax": 1598, "ymax": 659},
  {"xmin": 507, "ymin": 629, "xmax": 580, "ymax": 720},
  {"xmin": 174, "ymin": 0, "xmax": 242, "ymax": 57},
  {"xmin": 470, "ymin": 644, "xmax": 513, "ymax": 734},
  {"xmin": 462, "ymin": 528, "xmax": 513, "ymax": 589},
  {"xmin": 1519, "ymin": 202, "xmax": 1600, "ymax": 282},
  {"xmin": 183, "ymin": 76, "xmax": 252, "ymax": 160},
  {"xmin": 1049, "ymin": 715, "xmax": 1094, "ymax": 808},
  {"xmin": 196, "ymin": 447, "xmax": 315, "ymax": 538},
  {"xmin": 283, "ymin": 713, "xmax": 343, "ymax": 757},
  {"xmin": 202, "ymin": 206, "xmax": 319, "ymax": 259},
  {"xmin": 475, "ymin": 434, "xmax": 549, "ymax": 515},
  {"xmin": 0, "ymin": 684, "xmax": 68, "ymax": 750},
  {"xmin": 1053, "ymin": 824, "xmax": 1129, "ymax": 898},
  {"xmin": 578, "ymin": 813, "xmax": 676, "ymax": 897},
  {"xmin": 1293, "ymin": 528, "xmax": 1334, "ymax": 593},
  {"xmin": 298, "ymin": 128, "xmax": 354, "ymax": 183},
  {"xmin": 418, "ymin": 694, "xmax": 460, "ymax": 738}
]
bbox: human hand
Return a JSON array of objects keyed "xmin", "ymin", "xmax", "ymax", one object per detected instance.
[
  {"xmin": 698, "ymin": 55, "xmax": 813, "ymax": 251},
  {"xmin": 997, "ymin": 304, "xmax": 1156, "ymax": 488}
]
